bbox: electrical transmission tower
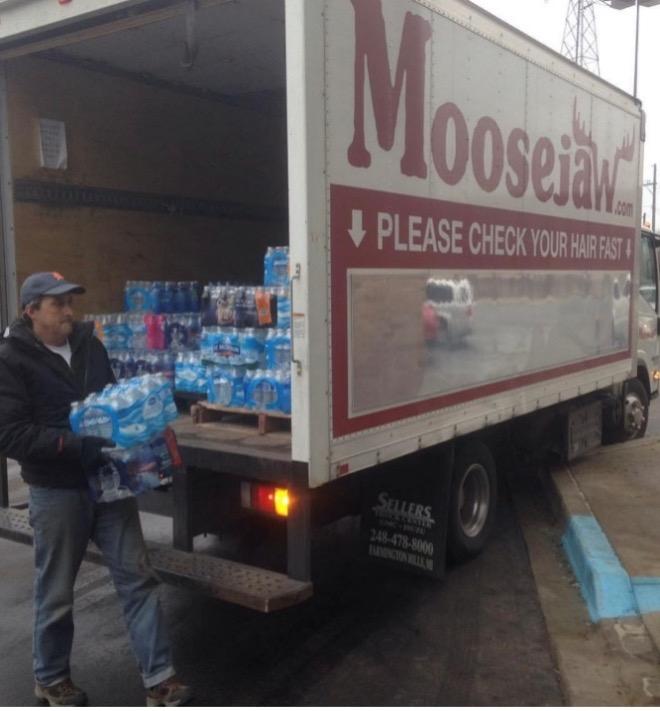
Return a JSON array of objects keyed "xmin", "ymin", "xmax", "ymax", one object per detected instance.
[{"xmin": 561, "ymin": 0, "xmax": 601, "ymax": 74}]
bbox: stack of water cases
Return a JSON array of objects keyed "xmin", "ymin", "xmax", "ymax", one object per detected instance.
[
  {"xmin": 198, "ymin": 246, "xmax": 292, "ymax": 414},
  {"xmin": 70, "ymin": 375, "xmax": 181, "ymax": 503},
  {"xmin": 84, "ymin": 280, "xmax": 202, "ymax": 383},
  {"xmin": 83, "ymin": 245, "xmax": 292, "ymax": 415}
]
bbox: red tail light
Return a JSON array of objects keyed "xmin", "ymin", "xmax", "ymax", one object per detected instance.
[{"xmin": 241, "ymin": 482, "xmax": 289, "ymax": 517}]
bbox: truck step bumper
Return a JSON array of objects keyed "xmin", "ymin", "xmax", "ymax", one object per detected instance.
[{"xmin": 0, "ymin": 507, "xmax": 313, "ymax": 613}]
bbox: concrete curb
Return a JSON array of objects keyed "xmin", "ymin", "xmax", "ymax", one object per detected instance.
[{"xmin": 549, "ymin": 464, "xmax": 660, "ymax": 655}]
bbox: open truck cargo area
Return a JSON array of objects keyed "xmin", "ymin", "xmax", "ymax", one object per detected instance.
[{"xmin": 0, "ymin": 0, "xmax": 657, "ymax": 609}]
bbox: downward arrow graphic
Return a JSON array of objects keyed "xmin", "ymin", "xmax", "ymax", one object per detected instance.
[{"xmin": 348, "ymin": 209, "xmax": 366, "ymax": 248}]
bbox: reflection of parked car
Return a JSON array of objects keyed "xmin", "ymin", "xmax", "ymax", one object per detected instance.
[
  {"xmin": 612, "ymin": 277, "xmax": 630, "ymax": 346},
  {"xmin": 422, "ymin": 278, "xmax": 474, "ymax": 345}
]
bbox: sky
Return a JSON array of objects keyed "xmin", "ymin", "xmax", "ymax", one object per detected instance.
[{"xmin": 469, "ymin": 0, "xmax": 660, "ymax": 229}]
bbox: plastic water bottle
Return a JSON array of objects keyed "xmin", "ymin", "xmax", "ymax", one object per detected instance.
[
  {"xmin": 272, "ymin": 247, "xmax": 289, "ymax": 286},
  {"xmin": 145, "ymin": 314, "xmax": 166, "ymax": 350},
  {"xmin": 201, "ymin": 285, "xmax": 213, "ymax": 326},
  {"xmin": 244, "ymin": 287, "xmax": 258, "ymax": 328},
  {"xmin": 233, "ymin": 288, "xmax": 248, "ymax": 328},
  {"xmin": 165, "ymin": 315, "xmax": 189, "ymax": 351},
  {"xmin": 189, "ymin": 313, "xmax": 201, "ymax": 350},
  {"xmin": 125, "ymin": 281, "xmax": 150, "ymax": 312},
  {"xmin": 188, "ymin": 282, "xmax": 201, "ymax": 313},
  {"xmin": 276, "ymin": 369, "xmax": 292, "ymax": 414},
  {"xmin": 276, "ymin": 287, "xmax": 291, "ymax": 329},
  {"xmin": 108, "ymin": 351, "xmax": 124, "ymax": 380},
  {"xmin": 175, "ymin": 352, "xmax": 199, "ymax": 392},
  {"xmin": 217, "ymin": 285, "xmax": 235, "ymax": 326},
  {"xmin": 175, "ymin": 282, "xmax": 189, "ymax": 313},
  {"xmin": 246, "ymin": 369, "xmax": 279, "ymax": 411},
  {"xmin": 127, "ymin": 314, "xmax": 147, "ymax": 350},
  {"xmin": 239, "ymin": 328, "xmax": 266, "ymax": 367},
  {"xmin": 148, "ymin": 281, "xmax": 161, "ymax": 314},
  {"xmin": 207, "ymin": 368, "xmax": 245, "ymax": 407},
  {"xmin": 207, "ymin": 369, "xmax": 233, "ymax": 406},
  {"xmin": 264, "ymin": 247, "xmax": 274, "ymax": 286},
  {"xmin": 275, "ymin": 338, "xmax": 291, "ymax": 368},
  {"xmin": 159, "ymin": 282, "xmax": 174, "ymax": 314}
]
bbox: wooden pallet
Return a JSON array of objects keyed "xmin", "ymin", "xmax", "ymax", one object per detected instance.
[{"xmin": 191, "ymin": 401, "xmax": 291, "ymax": 435}]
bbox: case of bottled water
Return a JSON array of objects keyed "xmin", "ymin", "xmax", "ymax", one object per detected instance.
[
  {"xmin": 245, "ymin": 369, "xmax": 281, "ymax": 412},
  {"xmin": 87, "ymin": 429, "xmax": 181, "ymax": 503},
  {"xmin": 175, "ymin": 352, "xmax": 208, "ymax": 394},
  {"xmin": 265, "ymin": 329, "xmax": 291, "ymax": 370},
  {"xmin": 72, "ymin": 375, "xmax": 183, "ymax": 502},
  {"xmin": 70, "ymin": 374, "xmax": 178, "ymax": 449},
  {"xmin": 124, "ymin": 280, "xmax": 200, "ymax": 315},
  {"xmin": 207, "ymin": 367, "xmax": 246, "ymax": 407},
  {"xmin": 264, "ymin": 246, "xmax": 290, "ymax": 287},
  {"xmin": 239, "ymin": 328, "xmax": 266, "ymax": 367},
  {"xmin": 108, "ymin": 350, "xmax": 175, "ymax": 382}
]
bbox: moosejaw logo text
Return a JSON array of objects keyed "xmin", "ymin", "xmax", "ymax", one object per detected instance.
[
  {"xmin": 348, "ymin": 0, "xmax": 635, "ymax": 215},
  {"xmin": 372, "ymin": 491, "xmax": 435, "ymax": 525}
]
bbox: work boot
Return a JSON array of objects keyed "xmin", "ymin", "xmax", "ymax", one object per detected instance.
[
  {"xmin": 34, "ymin": 678, "xmax": 88, "ymax": 706},
  {"xmin": 146, "ymin": 675, "xmax": 193, "ymax": 707}
]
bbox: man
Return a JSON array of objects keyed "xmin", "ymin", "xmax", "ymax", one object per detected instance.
[{"xmin": 0, "ymin": 272, "xmax": 192, "ymax": 707}]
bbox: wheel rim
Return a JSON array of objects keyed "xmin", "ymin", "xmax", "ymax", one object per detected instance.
[
  {"xmin": 457, "ymin": 463, "xmax": 491, "ymax": 538},
  {"xmin": 623, "ymin": 392, "xmax": 646, "ymax": 439}
]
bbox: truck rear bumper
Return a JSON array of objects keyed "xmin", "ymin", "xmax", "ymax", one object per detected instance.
[{"xmin": 0, "ymin": 507, "xmax": 313, "ymax": 613}]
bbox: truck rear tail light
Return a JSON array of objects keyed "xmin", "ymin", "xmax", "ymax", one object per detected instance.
[{"xmin": 241, "ymin": 482, "xmax": 289, "ymax": 517}]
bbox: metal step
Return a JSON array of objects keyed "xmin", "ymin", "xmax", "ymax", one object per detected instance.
[{"xmin": 0, "ymin": 507, "xmax": 312, "ymax": 613}]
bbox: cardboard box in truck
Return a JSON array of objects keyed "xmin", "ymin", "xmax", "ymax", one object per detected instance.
[{"xmin": 0, "ymin": 0, "xmax": 657, "ymax": 610}]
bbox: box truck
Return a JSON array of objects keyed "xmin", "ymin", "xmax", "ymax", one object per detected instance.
[{"xmin": 0, "ymin": 0, "xmax": 658, "ymax": 611}]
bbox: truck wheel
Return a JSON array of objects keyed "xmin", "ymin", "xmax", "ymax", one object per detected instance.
[
  {"xmin": 447, "ymin": 441, "xmax": 498, "ymax": 563},
  {"xmin": 620, "ymin": 378, "xmax": 649, "ymax": 440}
]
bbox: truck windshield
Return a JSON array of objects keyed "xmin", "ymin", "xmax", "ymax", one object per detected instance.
[{"xmin": 640, "ymin": 233, "xmax": 658, "ymax": 312}]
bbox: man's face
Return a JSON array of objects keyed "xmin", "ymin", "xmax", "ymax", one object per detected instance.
[{"xmin": 27, "ymin": 294, "xmax": 75, "ymax": 343}]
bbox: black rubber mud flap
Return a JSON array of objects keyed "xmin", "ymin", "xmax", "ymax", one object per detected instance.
[{"xmin": 360, "ymin": 445, "xmax": 454, "ymax": 580}]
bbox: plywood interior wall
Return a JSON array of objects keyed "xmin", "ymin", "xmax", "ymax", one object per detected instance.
[{"xmin": 6, "ymin": 54, "xmax": 288, "ymax": 313}]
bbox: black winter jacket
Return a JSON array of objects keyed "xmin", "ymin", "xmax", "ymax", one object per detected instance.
[{"xmin": 0, "ymin": 318, "xmax": 115, "ymax": 488}]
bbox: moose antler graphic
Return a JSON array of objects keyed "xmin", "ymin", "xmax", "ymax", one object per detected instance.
[
  {"xmin": 572, "ymin": 97, "xmax": 635, "ymax": 212},
  {"xmin": 614, "ymin": 128, "xmax": 635, "ymax": 164},
  {"xmin": 573, "ymin": 98, "xmax": 596, "ymax": 152}
]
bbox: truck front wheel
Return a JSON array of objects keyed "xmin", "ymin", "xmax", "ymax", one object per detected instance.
[
  {"xmin": 620, "ymin": 378, "xmax": 649, "ymax": 440},
  {"xmin": 447, "ymin": 441, "xmax": 498, "ymax": 563}
]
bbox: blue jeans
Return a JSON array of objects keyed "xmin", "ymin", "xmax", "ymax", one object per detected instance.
[{"xmin": 28, "ymin": 486, "xmax": 175, "ymax": 688}]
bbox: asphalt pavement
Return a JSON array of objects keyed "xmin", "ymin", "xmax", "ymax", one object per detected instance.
[
  {"xmin": 5, "ymin": 391, "xmax": 658, "ymax": 705},
  {"xmin": 0, "ymin": 469, "xmax": 563, "ymax": 706}
]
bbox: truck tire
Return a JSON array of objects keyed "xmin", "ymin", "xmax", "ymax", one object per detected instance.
[
  {"xmin": 447, "ymin": 441, "xmax": 498, "ymax": 563},
  {"xmin": 618, "ymin": 378, "xmax": 649, "ymax": 441}
]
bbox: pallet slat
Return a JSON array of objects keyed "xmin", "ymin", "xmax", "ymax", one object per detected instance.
[{"xmin": 191, "ymin": 401, "xmax": 291, "ymax": 435}]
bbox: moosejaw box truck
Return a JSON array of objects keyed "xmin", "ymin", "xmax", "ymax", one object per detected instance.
[{"xmin": 0, "ymin": 0, "xmax": 658, "ymax": 610}]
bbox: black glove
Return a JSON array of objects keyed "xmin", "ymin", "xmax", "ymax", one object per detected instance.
[{"xmin": 80, "ymin": 436, "xmax": 116, "ymax": 474}]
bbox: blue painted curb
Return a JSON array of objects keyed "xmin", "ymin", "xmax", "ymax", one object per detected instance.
[
  {"xmin": 632, "ymin": 578, "xmax": 660, "ymax": 616},
  {"xmin": 562, "ymin": 515, "xmax": 637, "ymax": 622}
]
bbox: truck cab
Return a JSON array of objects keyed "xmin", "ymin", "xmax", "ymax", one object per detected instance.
[{"xmin": 636, "ymin": 230, "xmax": 660, "ymax": 402}]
